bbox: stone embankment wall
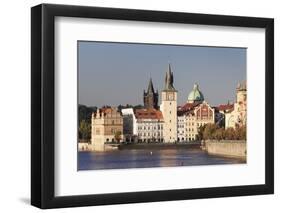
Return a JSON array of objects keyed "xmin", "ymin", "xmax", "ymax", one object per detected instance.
[{"xmin": 204, "ymin": 140, "xmax": 246, "ymax": 159}]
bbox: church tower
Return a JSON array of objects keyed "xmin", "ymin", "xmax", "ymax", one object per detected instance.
[
  {"xmin": 160, "ymin": 64, "xmax": 178, "ymax": 143},
  {"xmin": 143, "ymin": 78, "xmax": 159, "ymax": 109}
]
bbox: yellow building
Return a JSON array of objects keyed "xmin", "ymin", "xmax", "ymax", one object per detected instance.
[
  {"xmin": 225, "ymin": 81, "xmax": 247, "ymax": 129},
  {"xmin": 91, "ymin": 107, "xmax": 123, "ymax": 151}
]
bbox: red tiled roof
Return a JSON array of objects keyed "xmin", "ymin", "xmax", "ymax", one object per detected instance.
[
  {"xmin": 216, "ymin": 104, "xmax": 234, "ymax": 111},
  {"xmin": 135, "ymin": 108, "xmax": 163, "ymax": 120},
  {"xmin": 177, "ymin": 103, "xmax": 199, "ymax": 116},
  {"xmin": 178, "ymin": 102, "xmax": 199, "ymax": 112}
]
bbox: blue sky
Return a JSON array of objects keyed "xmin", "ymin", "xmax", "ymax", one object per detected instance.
[{"xmin": 78, "ymin": 41, "xmax": 246, "ymax": 107}]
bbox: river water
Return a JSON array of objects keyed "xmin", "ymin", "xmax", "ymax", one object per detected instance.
[{"xmin": 78, "ymin": 148, "xmax": 245, "ymax": 170}]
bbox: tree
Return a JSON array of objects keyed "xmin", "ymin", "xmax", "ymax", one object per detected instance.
[
  {"xmin": 78, "ymin": 104, "xmax": 96, "ymax": 123},
  {"xmin": 79, "ymin": 120, "xmax": 91, "ymax": 140},
  {"xmin": 197, "ymin": 125, "xmax": 206, "ymax": 140},
  {"xmin": 225, "ymin": 127, "xmax": 236, "ymax": 140},
  {"xmin": 236, "ymin": 125, "xmax": 246, "ymax": 140},
  {"xmin": 114, "ymin": 131, "xmax": 122, "ymax": 142},
  {"xmin": 203, "ymin": 124, "xmax": 218, "ymax": 140}
]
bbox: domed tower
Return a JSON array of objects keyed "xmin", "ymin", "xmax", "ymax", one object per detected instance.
[{"xmin": 187, "ymin": 83, "xmax": 204, "ymax": 103}]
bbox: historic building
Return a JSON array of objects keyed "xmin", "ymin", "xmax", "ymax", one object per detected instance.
[
  {"xmin": 91, "ymin": 107, "xmax": 123, "ymax": 151},
  {"xmin": 177, "ymin": 84, "xmax": 215, "ymax": 141},
  {"xmin": 187, "ymin": 83, "xmax": 204, "ymax": 104},
  {"xmin": 135, "ymin": 108, "xmax": 164, "ymax": 142},
  {"xmin": 225, "ymin": 81, "xmax": 247, "ymax": 129},
  {"xmin": 160, "ymin": 64, "xmax": 178, "ymax": 143},
  {"xmin": 177, "ymin": 113, "xmax": 186, "ymax": 141},
  {"xmin": 143, "ymin": 78, "xmax": 158, "ymax": 109}
]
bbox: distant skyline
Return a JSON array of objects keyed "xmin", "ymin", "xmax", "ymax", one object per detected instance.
[{"xmin": 78, "ymin": 41, "xmax": 246, "ymax": 107}]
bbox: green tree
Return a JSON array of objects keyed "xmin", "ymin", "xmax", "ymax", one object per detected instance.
[{"xmin": 79, "ymin": 120, "xmax": 91, "ymax": 140}]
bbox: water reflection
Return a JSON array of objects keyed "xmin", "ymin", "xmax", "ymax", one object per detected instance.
[{"xmin": 78, "ymin": 148, "xmax": 245, "ymax": 171}]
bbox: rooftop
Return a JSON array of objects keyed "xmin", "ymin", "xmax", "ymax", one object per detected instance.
[{"xmin": 135, "ymin": 108, "xmax": 163, "ymax": 120}]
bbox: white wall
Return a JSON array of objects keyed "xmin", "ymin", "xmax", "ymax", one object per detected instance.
[{"xmin": 0, "ymin": 0, "xmax": 279, "ymax": 212}]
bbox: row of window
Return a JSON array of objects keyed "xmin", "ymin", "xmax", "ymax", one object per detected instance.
[
  {"xmin": 138, "ymin": 126, "xmax": 163, "ymax": 130},
  {"xmin": 138, "ymin": 132, "xmax": 162, "ymax": 137},
  {"xmin": 138, "ymin": 139, "xmax": 164, "ymax": 142}
]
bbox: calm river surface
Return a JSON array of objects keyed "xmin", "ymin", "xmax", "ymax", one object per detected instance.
[{"xmin": 78, "ymin": 148, "xmax": 245, "ymax": 170}]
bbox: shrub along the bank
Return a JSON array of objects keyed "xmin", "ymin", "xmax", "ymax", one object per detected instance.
[{"xmin": 198, "ymin": 123, "xmax": 246, "ymax": 141}]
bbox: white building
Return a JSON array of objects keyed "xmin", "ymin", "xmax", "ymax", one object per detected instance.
[
  {"xmin": 135, "ymin": 108, "xmax": 164, "ymax": 142},
  {"xmin": 177, "ymin": 113, "xmax": 187, "ymax": 142}
]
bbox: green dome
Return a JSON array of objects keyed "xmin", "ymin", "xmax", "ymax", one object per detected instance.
[{"xmin": 187, "ymin": 84, "xmax": 204, "ymax": 102}]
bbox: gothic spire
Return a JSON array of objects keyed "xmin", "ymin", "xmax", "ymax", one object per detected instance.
[
  {"xmin": 164, "ymin": 64, "xmax": 175, "ymax": 90},
  {"xmin": 147, "ymin": 77, "xmax": 155, "ymax": 94}
]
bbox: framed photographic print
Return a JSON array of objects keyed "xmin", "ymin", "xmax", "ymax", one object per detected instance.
[{"xmin": 31, "ymin": 3, "xmax": 274, "ymax": 209}]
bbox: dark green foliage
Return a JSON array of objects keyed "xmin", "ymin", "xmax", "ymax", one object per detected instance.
[
  {"xmin": 78, "ymin": 104, "xmax": 96, "ymax": 123},
  {"xmin": 79, "ymin": 120, "xmax": 91, "ymax": 140},
  {"xmin": 78, "ymin": 105, "xmax": 96, "ymax": 140}
]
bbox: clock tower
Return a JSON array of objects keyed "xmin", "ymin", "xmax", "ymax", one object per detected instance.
[{"xmin": 160, "ymin": 64, "xmax": 178, "ymax": 143}]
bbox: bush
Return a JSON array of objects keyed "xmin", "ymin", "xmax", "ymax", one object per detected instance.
[{"xmin": 198, "ymin": 124, "xmax": 246, "ymax": 141}]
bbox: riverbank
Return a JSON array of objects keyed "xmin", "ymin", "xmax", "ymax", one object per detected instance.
[
  {"xmin": 118, "ymin": 142, "xmax": 201, "ymax": 150},
  {"xmin": 79, "ymin": 140, "xmax": 247, "ymax": 162},
  {"xmin": 204, "ymin": 140, "xmax": 246, "ymax": 161}
]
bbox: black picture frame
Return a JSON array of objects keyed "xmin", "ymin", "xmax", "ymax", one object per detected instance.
[{"xmin": 31, "ymin": 3, "xmax": 274, "ymax": 209}]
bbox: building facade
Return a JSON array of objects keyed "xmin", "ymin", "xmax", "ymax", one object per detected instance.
[
  {"xmin": 225, "ymin": 81, "xmax": 247, "ymax": 129},
  {"xmin": 177, "ymin": 113, "xmax": 187, "ymax": 141},
  {"xmin": 135, "ymin": 108, "xmax": 164, "ymax": 142},
  {"xmin": 91, "ymin": 107, "xmax": 123, "ymax": 151}
]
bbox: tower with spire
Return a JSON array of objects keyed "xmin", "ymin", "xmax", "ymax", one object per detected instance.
[
  {"xmin": 160, "ymin": 64, "xmax": 178, "ymax": 143},
  {"xmin": 143, "ymin": 78, "xmax": 159, "ymax": 109}
]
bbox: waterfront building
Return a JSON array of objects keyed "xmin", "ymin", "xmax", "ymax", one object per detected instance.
[
  {"xmin": 177, "ymin": 84, "xmax": 215, "ymax": 141},
  {"xmin": 160, "ymin": 64, "xmax": 178, "ymax": 143},
  {"xmin": 143, "ymin": 78, "xmax": 159, "ymax": 109},
  {"xmin": 225, "ymin": 81, "xmax": 247, "ymax": 129},
  {"xmin": 135, "ymin": 108, "xmax": 164, "ymax": 142},
  {"xmin": 91, "ymin": 107, "xmax": 123, "ymax": 151}
]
